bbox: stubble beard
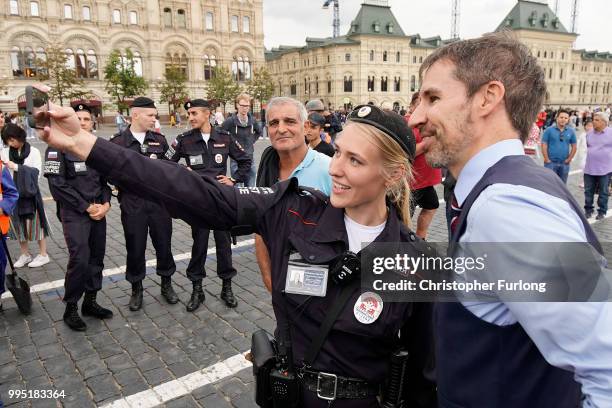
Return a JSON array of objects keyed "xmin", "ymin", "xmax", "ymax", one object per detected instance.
[{"xmin": 424, "ymin": 115, "xmax": 474, "ymax": 169}]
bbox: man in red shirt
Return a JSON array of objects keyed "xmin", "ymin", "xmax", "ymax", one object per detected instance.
[{"xmin": 405, "ymin": 92, "xmax": 442, "ymax": 239}]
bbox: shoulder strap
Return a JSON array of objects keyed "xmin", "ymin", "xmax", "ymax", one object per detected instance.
[{"xmin": 303, "ymin": 279, "xmax": 360, "ymax": 367}]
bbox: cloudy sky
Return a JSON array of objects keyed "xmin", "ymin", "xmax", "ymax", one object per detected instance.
[{"xmin": 263, "ymin": 0, "xmax": 610, "ymax": 52}]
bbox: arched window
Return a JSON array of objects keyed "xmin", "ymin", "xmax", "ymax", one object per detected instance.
[
  {"xmin": 231, "ymin": 15, "xmax": 238, "ymax": 32},
  {"xmin": 10, "ymin": 0, "xmax": 19, "ymax": 15},
  {"xmin": 87, "ymin": 50, "xmax": 98, "ymax": 78},
  {"xmin": 396, "ymin": 51, "xmax": 400, "ymax": 63},
  {"xmin": 82, "ymin": 5, "xmax": 90, "ymax": 20},
  {"xmin": 36, "ymin": 47, "xmax": 46, "ymax": 76},
  {"xmin": 383, "ymin": 51, "xmax": 388, "ymax": 62},
  {"xmin": 205, "ymin": 12, "xmax": 214, "ymax": 30},
  {"xmin": 203, "ymin": 54, "xmax": 216, "ymax": 80},
  {"xmin": 394, "ymin": 76, "xmax": 400, "ymax": 92},
  {"xmin": 30, "ymin": 1, "xmax": 39, "ymax": 16},
  {"xmin": 367, "ymin": 76, "xmax": 375, "ymax": 92},
  {"xmin": 129, "ymin": 10, "xmax": 137, "ymax": 25},
  {"xmin": 65, "ymin": 48, "xmax": 75, "ymax": 70},
  {"xmin": 231, "ymin": 55, "xmax": 251, "ymax": 81},
  {"xmin": 163, "ymin": 7, "xmax": 172, "ymax": 27},
  {"xmin": 112, "ymin": 9, "xmax": 121, "ymax": 23},
  {"xmin": 343, "ymin": 76, "xmax": 353, "ymax": 92},
  {"xmin": 165, "ymin": 52, "xmax": 187, "ymax": 78},
  {"xmin": 381, "ymin": 76, "xmax": 388, "ymax": 92},
  {"xmin": 410, "ymin": 75, "xmax": 416, "ymax": 92},
  {"xmin": 369, "ymin": 50, "xmax": 374, "ymax": 61},
  {"xmin": 243, "ymin": 16, "xmax": 250, "ymax": 33},
  {"xmin": 64, "ymin": 4, "xmax": 73, "ymax": 19},
  {"xmin": 133, "ymin": 51, "xmax": 143, "ymax": 77},
  {"xmin": 76, "ymin": 48, "xmax": 87, "ymax": 78},
  {"xmin": 11, "ymin": 47, "xmax": 22, "ymax": 77},
  {"xmin": 177, "ymin": 9, "xmax": 186, "ymax": 28},
  {"xmin": 315, "ymin": 76, "xmax": 319, "ymax": 94}
]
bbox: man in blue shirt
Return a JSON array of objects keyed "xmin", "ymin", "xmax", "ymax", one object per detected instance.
[
  {"xmin": 541, "ymin": 109, "xmax": 576, "ymax": 184},
  {"xmin": 410, "ymin": 32, "xmax": 611, "ymax": 407}
]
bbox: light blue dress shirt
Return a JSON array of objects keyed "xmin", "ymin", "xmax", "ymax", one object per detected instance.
[
  {"xmin": 455, "ymin": 138, "xmax": 612, "ymax": 408},
  {"xmin": 289, "ymin": 148, "xmax": 332, "ymax": 196}
]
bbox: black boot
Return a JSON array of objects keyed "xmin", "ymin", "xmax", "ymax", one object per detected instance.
[
  {"xmin": 186, "ymin": 280, "xmax": 205, "ymax": 312},
  {"xmin": 63, "ymin": 302, "xmax": 87, "ymax": 331},
  {"xmin": 161, "ymin": 276, "xmax": 179, "ymax": 304},
  {"xmin": 220, "ymin": 278, "xmax": 237, "ymax": 308},
  {"xmin": 129, "ymin": 281, "xmax": 143, "ymax": 311},
  {"xmin": 82, "ymin": 291, "xmax": 113, "ymax": 319}
]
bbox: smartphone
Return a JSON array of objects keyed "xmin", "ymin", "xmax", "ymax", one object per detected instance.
[{"xmin": 25, "ymin": 85, "xmax": 50, "ymax": 129}]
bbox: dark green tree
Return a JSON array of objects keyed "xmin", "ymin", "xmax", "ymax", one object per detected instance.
[
  {"xmin": 157, "ymin": 65, "xmax": 189, "ymax": 114},
  {"xmin": 246, "ymin": 68, "xmax": 275, "ymax": 109},
  {"xmin": 103, "ymin": 48, "xmax": 148, "ymax": 113},
  {"xmin": 206, "ymin": 66, "xmax": 240, "ymax": 113},
  {"xmin": 38, "ymin": 44, "xmax": 89, "ymax": 105}
]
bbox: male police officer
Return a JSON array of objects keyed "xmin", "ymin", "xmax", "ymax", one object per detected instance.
[
  {"xmin": 110, "ymin": 97, "xmax": 177, "ymax": 311},
  {"xmin": 167, "ymin": 99, "xmax": 251, "ymax": 311},
  {"xmin": 44, "ymin": 104, "xmax": 113, "ymax": 331}
]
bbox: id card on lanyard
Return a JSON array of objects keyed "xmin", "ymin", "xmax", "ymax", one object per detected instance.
[{"xmin": 285, "ymin": 260, "xmax": 329, "ymax": 297}]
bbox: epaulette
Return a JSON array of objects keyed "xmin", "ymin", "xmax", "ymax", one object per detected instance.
[
  {"xmin": 176, "ymin": 130, "xmax": 193, "ymax": 140},
  {"xmin": 297, "ymin": 185, "xmax": 329, "ymax": 203},
  {"xmin": 110, "ymin": 133, "xmax": 121, "ymax": 140},
  {"xmin": 215, "ymin": 127, "xmax": 230, "ymax": 135}
]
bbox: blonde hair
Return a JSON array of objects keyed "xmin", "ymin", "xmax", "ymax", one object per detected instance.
[
  {"xmin": 347, "ymin": 122, "xmax": 413, "ymax": 227},
  {"xmin": 235, "ymin": 93, "xmax": 251, "ymax": 105}
]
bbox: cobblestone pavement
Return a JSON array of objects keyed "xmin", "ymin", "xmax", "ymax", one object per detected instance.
[{"xmin": 0, "ymin": 125, "xmax": 610, "ymax": 407}]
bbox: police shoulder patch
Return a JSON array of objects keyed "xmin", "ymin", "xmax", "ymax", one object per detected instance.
[{"xmin": 43, "ymin": 160, "xmax": 61, "ymax": 175}]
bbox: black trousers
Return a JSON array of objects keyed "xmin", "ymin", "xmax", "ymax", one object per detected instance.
[
  {"xmin": 186, "ymin": 227, "xmax": 237, "ymax": 281},
  {"xmin": 120, "ymin": 205, "xmax": 176, "ymax": 283},
  {"xmin": 61, "ymin": 207, "xmax": 106, "ymax": 304}
]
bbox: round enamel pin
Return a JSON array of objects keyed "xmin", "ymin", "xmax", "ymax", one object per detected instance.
[
  {"xmin": 353, "ymin": 292, "xmax": 383, "ymax": 324},
  {"xmin": 357, "ymin": 106, "xmax": 371, "ymax": 118},
  {"xmin": 215, "ymin": 154, "xmax": 223, "ymax": 164},
  {"xmin": 149, "ymin": 154, "xmax": 157, "ymax": 159}
]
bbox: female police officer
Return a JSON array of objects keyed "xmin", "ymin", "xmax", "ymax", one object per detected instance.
[{"xmin": 40, "ymin": 98, "xmax": 436, "ymax": 408}]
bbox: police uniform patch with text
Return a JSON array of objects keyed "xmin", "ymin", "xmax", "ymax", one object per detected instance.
[
  {"xmin": 44, "ymin": 160, "xmax": 61, "ymax": 175},
  {"xmin": 353, "ymin": 292, "xmax": 383, "ymax": 324},
  {"xmin": 237, "ymin": 187, "xmax": 274, "ymax": 195},
  {"xmin": 165, "ymin": 139, "xmax": 178, "ymax": 159},
  {"xmin": 189, "ymin": 155, "xmax": 204, "ymax": 166},
  {"xmin": 73, "ymin": 162, "xmax": 87, "ymax": 173}
]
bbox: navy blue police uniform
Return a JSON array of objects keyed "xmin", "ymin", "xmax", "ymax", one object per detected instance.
[
  {"xmin": 167, "ymin": 98, "xmax": 252, "ymax": 310},
  {"xmin": 84, "ymin": 105, "xmax": 436, "ymax": 407},
  {"xmin": 109, "ymin": 97, "xmax": 177, "ymax": 310},
  {"xmin": 44, "ymin": 103, "xmax": 113, "ymax": 331}
]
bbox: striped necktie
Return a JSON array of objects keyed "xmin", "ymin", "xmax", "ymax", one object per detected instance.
[{"xmin": 449, "ymin": 194, "xmax": 462, "ymax": 237}]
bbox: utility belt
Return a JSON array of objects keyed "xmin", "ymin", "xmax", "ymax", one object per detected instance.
[{"xmin": 299, "ymin": 367, "xmax": 379, "ymax": 400}]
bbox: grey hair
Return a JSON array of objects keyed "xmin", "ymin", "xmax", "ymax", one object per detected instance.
[
  {"xmin": 419, "ymin": 30, "xmax": 546, "ymax": 143},
  {"xmin": 265, "ymin": 97, "xmax": 308, "ymax": 123},
  {"xmin": 593, "ymin": 111, "xmax": 610, "ymax": 124}
]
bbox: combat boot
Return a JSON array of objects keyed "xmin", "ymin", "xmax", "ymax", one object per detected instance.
[
  {"xmin": 161, "ymin": 276, "xmax": 179, "ymax": 304},
  {"xmin": 129, "ymin": 280, "xmax": 143, "ymax": 311},
  {"xmin": 82, "ymin": 291, "xmax": 113, "ymax": 319},
  {"xmin": 63, "ymin": 302, "xmax": 87, "ymax": 331},
  {"xmin": 220, "ymin": 278, "xmax": 237, "ymax": 308},
  {"xmin": 186, "ymin": 280, "xmax": 205, "ymax": 312}
]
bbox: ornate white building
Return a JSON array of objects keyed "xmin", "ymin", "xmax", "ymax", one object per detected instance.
[
  {"xmin": 265, "ymin": 0, "xmax": 612, "ymax": 111},
  {"xmin": 0, "ymin": 0, "xmax": 265, "ymax": 116}
]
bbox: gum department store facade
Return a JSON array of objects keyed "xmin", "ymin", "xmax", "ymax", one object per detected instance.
[{"xmin": 0, "ymin": 0, "xmax": 610, "ymax": 116}]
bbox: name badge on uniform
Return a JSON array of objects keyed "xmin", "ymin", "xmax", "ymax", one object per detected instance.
[
  {"xmin": 214, "ymin": 153, "xmax": 223, "ymax": 164},
  {"xmin": 189, "ymin": 155, "xmax": 203, "ymax": 166},
  {"xmin": 74, "ymin": 162, "xmax": 87, "ymax": 173},
  {"xmin": 213, "ymin": 143, "xmax": 226, "ymax": 148},
  {"xmin": 285, "ymin": 261, "xmax": 328, "ymax": 297}
]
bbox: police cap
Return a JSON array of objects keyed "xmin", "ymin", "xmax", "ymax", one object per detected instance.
[
  {"xmin": 347, "ymin": 105, "xmax": 416, "ymax": 160},
  {"xmin": 184, "ymin": 99, "xmax": 211, "ymax": 110},
  {"xmin": 74, "ymin": 104, "xmax": 92, "ymax": 114},
  {"xmin": 132, "ymin": 97, "xmax": 156, "ymax": 109},
  {"xmin": 307, "ymin": 112, "xmax": 326, "ymax": 127}
]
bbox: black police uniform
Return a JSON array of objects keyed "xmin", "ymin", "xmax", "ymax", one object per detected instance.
[
  {"xmin": 44, "ymin": 104, "xmax": 113, "ymax": 331},
  {"xmin": 109, "ymin": 128, "xmax": 176, "ymax": 284},
  {"xmin": 168, "ymin": 99, "xmax": 252, "ymax": 309},
  {"xmin": 83, "ymin": 105, "xmax": 436, "ymax": 408}
]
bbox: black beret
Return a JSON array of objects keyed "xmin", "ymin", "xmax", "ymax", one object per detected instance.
[
  {"xmin": 347, "ymin": 105, "xmax": 416, "ymax": 161},
  {"xmin": 307, "ymin": 112, "xmax": 326, "ymax": 127},
  {"xmin": 132, "ymin": 97, "xmax": 156, "ymax": 109},
  {"xmin": 74, "ymin": 104, "xmax": 91, "ymax": 114},
  {"xmin": 184, "ymin": 99, "xmax": 211, "ymax": 110}
]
